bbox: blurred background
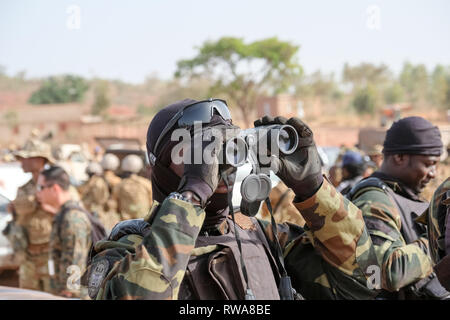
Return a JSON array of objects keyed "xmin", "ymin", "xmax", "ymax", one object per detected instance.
[
  {"xmin": 0, "ymin": 0, "xmax": 449, "ymax": 196},
  {"xmin": 0, "ymin": 0, "xmax": 450, "ymax": 293}
]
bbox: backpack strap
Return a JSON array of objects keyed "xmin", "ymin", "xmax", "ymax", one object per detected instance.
[
  {"xmin": 57, "ymin": 201, "xmax": 106, "ymax": 245},
  {"xmin": 345, "ymin": 177, "xmax": 388, "ymax": 201}
]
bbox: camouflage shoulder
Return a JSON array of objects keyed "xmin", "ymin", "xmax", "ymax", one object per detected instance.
[
  {"xmin": 60, "ymin": 208, "xmax": 92, "ymax": 235},
  {"xmin": 15, "ymin": 178, "xmax": 36, "ymax": 197},
  {"xmin": 83, "ymin": 234, "xmax": 144, "ymax": 299},
  {"xmin": 427, "ymin": 177, "xmax": 450, "ymax": 262},
  {"xmin": 63, "ymin": 207, "xmax": 91, "ymax": 223}
]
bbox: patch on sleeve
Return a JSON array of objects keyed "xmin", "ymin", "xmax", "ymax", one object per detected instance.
[
  {"xmin": 231, "ymin": 213, "xmax": 256, "ymax": 231},
  {"xmin": 88, "ymin": 259, "xmax": 110, "ymax": 299}
]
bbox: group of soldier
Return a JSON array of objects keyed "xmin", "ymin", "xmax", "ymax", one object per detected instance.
[
  {"xmin": 2, "ymin": 97, "xmax": 450, "ymax": 300},
  {"xmin": 2, "ymin": 139, "xmax": 153, "ymax": 298}
]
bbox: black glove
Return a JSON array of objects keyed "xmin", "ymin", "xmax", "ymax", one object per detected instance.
[
  {"xmin": 254, "ymin": 116, "xmax": 323, "ymax": 201},
  {"xmin": 109, "ymin": 219, "xmax": 151, "ymax": 241},
  {"xmin": 177, "ymin": 127, "xmax": 221, "ymax": 207}
]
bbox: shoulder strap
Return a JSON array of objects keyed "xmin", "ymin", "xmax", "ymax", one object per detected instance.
[
  {"xmin": 346, "ymin": 177, "xmax": 388, "ymax": 201},
  {"xmin": 57, "ymin": 202, "xmax": 106, "ymax": 244}
]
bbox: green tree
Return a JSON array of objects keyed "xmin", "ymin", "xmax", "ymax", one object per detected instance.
[
  {"xmin": 399, "ymin": 62, "xmax": 429, "ymax": 106},
  {"xmin": 384, "ymin": 82, "xmax": 404, "ymax": 104},
  {"xmin": 430, "ymin": 65, "xmax": 449, "ymax": 109},
  {"xmin": 175, "ymin": 37, "xmax": 303, "ymax": 126},
  {"xmin": 28, "ymin": 74, "xmax": 88, "ymax": 104},
  {"xmin": 91, "ymin": 80, "xmax": 111, "ymax": 115},
  {"xmin": 296, "ymin": 71, "xmax": 339, "ymax": 100},
  {"xmin": 352, "ymin": 85, "xmax": 378, "ymax": 114},
  {"xmin": 342, "ymin": 63, "xmax": 391, "ymax": 90}
]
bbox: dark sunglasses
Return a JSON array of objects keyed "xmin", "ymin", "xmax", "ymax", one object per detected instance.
[
  {"xmin": 36, "ymin": 183, "xmax": 54, "ymax": 192},
  {"xmin": 149, "ymin": 98, "xmax": 232, "ymax": 165}
]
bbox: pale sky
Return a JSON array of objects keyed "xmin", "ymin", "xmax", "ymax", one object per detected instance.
[{"xmin": 1, "ymin": 0, "xmax": 449, "ymax": 83}]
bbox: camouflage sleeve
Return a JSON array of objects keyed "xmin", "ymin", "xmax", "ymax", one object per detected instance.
[
  {"xmin": 352, "ymin": 188, "xmax": 433, "ymax": 292},
  {"xmin": 98, "ymin": 198, "xmax": 205, "ymax": 299},
  {"xmin": 259, "ymin": 179, "xmax": 378, "ymax": 299},
  {"xmin": 59, "ymin": 210, "xmax": 92, "ymax": 295},
  {"xmin": 292, "ymin": 179, "xmax": 375, "ymax": 276},
  {"xmin": 426, "ymin": 177, "xmax": 450, "ymax": 263}
]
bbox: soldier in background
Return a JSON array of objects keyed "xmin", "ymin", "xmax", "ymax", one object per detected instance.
[
  {"xmin": 5, "ymin": 139, "xmax": 55, "ymax": 292},
  {"xmin": 79, "ymin": 162, "xmax": 117, "ymax": 232},
  {"xmin": 336, "ymin": 150, "xmax": 366, "ymax": 195},
  {"xmin": 101, "ymin": 153, "xmax": 122, "ymax": 191},
  {"xmin": 36, "ymin": 166, "xmax": 92, "ymax": 298},
  {"xmin": 347, "ymin": 116, "xmax": 450, "ymax": 299},
  {"xmin": 112, "ymin": 154, "xmax": 152, "ymax": 220},
  {"xmin": 367, "ymin": 144, "xmax": 384, "ymax": 169},
  {"xmin": 100, "ymin": 153, "xmax": 121, "ymax": 222}
]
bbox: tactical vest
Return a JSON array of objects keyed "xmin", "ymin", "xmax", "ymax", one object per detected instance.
[
  {"xmin": 178, "ymin": 217, "xmax": 281, "ymax": 300},
  {"xmin": 92, "ymin": 215, "xmax": 281, "ymax": 300},
  {"xmin": 347, "ymin": 177, "xmax": 450, "ymax": 300}
]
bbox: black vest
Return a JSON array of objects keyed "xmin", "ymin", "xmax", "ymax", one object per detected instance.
[{"xmin": 178, "ymin": 217, "xmax": 281, "ymax": 300}]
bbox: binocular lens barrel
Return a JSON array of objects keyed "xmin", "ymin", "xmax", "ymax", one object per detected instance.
[
  {"xmin": 223, "ymin": 125, "xmax": 299, "ymax": 167},
  {"xmin": 275, "ymin": 125, "xmax": 299, "ymax": 155},
  {"xmin": 224, "ymin": 136, "xmax": 248, "ymax": 167}
]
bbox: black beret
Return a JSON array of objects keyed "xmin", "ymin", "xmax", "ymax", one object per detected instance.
[{"xmin": 383, "ymin": 116, "xmax": 443, "ymax": 156}]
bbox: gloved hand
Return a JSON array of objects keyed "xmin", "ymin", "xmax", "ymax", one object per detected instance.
[
  {"xmin": 177, "ymin": 127, "xmax": 221, "ymax": 207},
  {"xmin": 254, "ymin": 116, "xmax": 323, "ymax": 201}
]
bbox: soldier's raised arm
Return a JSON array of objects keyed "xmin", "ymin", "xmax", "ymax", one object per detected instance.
[{"xmin": 253, "ymin": 116, "xmax": 378, "ymax": 299}]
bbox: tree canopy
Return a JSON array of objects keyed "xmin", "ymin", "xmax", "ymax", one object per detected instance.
[
  {"xmin": 29, "ymin": 75, "xmax": 89, "ymax": 104},
  {"xmin": 175, "ymin": 37, "xmax": 303, "ymax": 125}
]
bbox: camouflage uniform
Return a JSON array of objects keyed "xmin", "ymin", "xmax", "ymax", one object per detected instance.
[
  {"xmin": 348, "ymin": 173, "xmax": 449, "ymax": 299},
  {"xmin": 49, "ymin": 200, "xmax": 92, "ymax": 298},
  {"xmin": 83, "ymin": 178, "xmax": 378, "ymax": 300},
  {"xmin": 104, "ymin": 170, "xmax": 121, "ymax": 190},
  {"xmin": 10, "ymin": 179, "xmax": 54, "ymax": 292},
  {"xmin": 79, "ymin": 175, "xmax": 118, "ymax": 231},
  {"xmin": 103, "ymin": 170, "xmax": 122, "ymax": 227},
  {"xmin": 260, "ymin": 183, "xmax": 305, "ymax": 227},
  {"xmin": 420, "ymin": 177, "xmax": 450, "ymax": 290},
  {"xmin": 6, "ymin": 139, "xmax": 56, "ymax": 292},
  {"xmin": 112, "ymin": 174, "xmax": 153, "ymax": 221},
  {"xmin": 422, "ymin": 177, "xmax": 450, "ymax": 263}
]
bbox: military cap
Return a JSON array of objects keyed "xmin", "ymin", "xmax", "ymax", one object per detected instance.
[
  {"xmin": 383, "ymin": 116, "xmax": 443, "ymax": 156},
  {"xmin": 367, "ymin": 144, "xmax": 383, "ymax": 156},
  {"xmin": 13, "ymin": 139, "xmax": 55, "ymax": 164}
]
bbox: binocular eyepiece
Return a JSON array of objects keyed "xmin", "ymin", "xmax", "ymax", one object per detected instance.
[{"xmin": 222, "ymin": 124, "xmax": 299, "ymax": 167}]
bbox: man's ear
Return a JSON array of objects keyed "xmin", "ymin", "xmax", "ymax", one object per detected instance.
[{"xmin": 392, "ymin": 154, "xmax": 409, "ymax": 167}]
